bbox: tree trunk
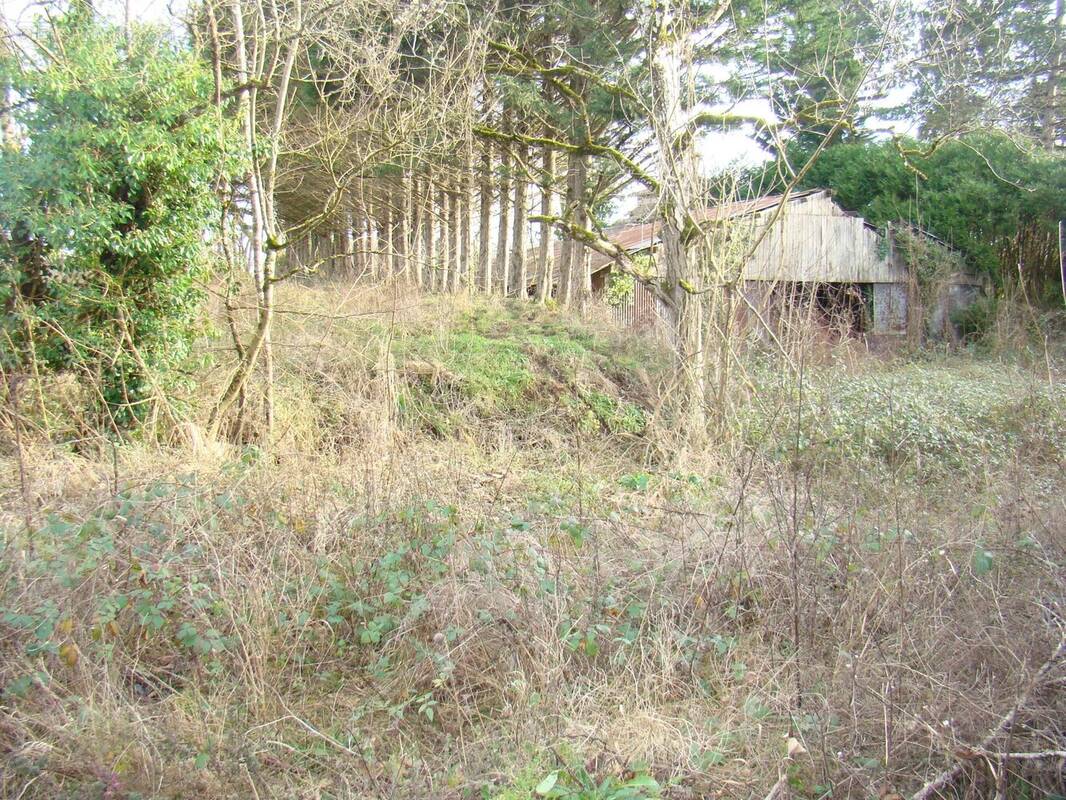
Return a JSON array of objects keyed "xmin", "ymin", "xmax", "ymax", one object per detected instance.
[
  {"xmin": 0, "ymin": 45, "xmax": 16, "ymax": 151},
  {"xmin": 534, "ymin": 144, "xmax": 556, "ymax": 303},
  {"xmin": 257, "ymin": 0, "xmax": 300, "ymax": 439},
  {"xmin": 448, "ymin": 186, "xmax": 461, "ymax": 293},
  {"xmin": 569, "ymin": 153, "xmax": 590, "ymax": 310},
  {"xmin": 494, "ymin": 130, "xmax": 512, "ymax": 296},
  {"xmin": 509, "ymin": 141, "xmax": 530, "ymax": 299},
  {"xmin": 379, "ymin": 199, "xmax": 392, "ymax": 280},
  {"xmin": 1040, "ymin": 0, "xmax": 1063, "ymax": 150},
  {"xmin": 438, "ymin": 185, "xmax": 451, "ymax": 291},
  {"xmin": 367, "ymin": 208, "xmax": 379, "ymax": 280},
  {"xmin": 479, "ymin": 143, "xmax": 493, "ymax": 293},
  {"xmin": 410, "ymin": 175, "xmax": 425, "ymax": 287},
  {"xmin": 345, "ymin": 213, "xmax": 357, "ymax": 275},
  {"xmin": 209, "ymin": 0, "xmax": 299, "ymax": 440},
  {"xmin": 392, "ymin": 178, "xmax": 406, "ymax": 281},
  {"xmin": 423, "ymin": 175, "xmax": 436, "ymax": 291},
  {"xmin": 460, "ymin": 146, "xmax": 474, "ymax": 288},
  {"xmin": 558, "ymin": 150, "xmax": 578, "ymax": 306},
  {"xmin": 648, "ymin": 0, "xmax": 708, "ymax": 433}
]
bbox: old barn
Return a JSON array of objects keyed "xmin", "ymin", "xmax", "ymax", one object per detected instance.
[{"xmin": 587, "ymin": 189, "xmax": 983, "ymax": 342}]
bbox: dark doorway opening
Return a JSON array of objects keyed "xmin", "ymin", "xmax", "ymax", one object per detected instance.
[{"xmin": 779, "ymin": 282, "xmax": 870, "ymax": 339}]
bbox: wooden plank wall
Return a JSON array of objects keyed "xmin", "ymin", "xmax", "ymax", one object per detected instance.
[
  {"xmin": 605, "ymin": 193, "xmax": 909, "ymax": 331},
  {"xmin": 743, "ymin": 193, "xmax": 905, "ymax": 283},
  {"xmin": 609, "ymin": 281, "xmax": 660, "ymax": 329}
]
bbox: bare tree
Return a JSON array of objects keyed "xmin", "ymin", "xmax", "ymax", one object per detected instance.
[{"xmin": 207, "ymin": 0, "xmax": 302, "ymax": 438}]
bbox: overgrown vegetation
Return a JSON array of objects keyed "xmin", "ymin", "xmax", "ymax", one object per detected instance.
[
  {"xmin": 739, "ymin": 359, "xmax": 1064, "ymax": 476},
  {"xmin": 0, "ymin": 0, "xmax": 1063, "ymax": 795},
  {"xmin": 264, "ymin": 291, "xmax": 656, "ymax": 444},
  {"xmin": 1, "ymin": 287, "xmax": 1063, "ymax": 799},
  {"xmin": 0, "ymin": 7, "xmax": 235, "ymax": 427}
]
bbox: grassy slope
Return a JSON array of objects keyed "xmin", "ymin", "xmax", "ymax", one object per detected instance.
[{"xmin": 1, "ymin": 284, "xmax": 1064, "ymax": 800}]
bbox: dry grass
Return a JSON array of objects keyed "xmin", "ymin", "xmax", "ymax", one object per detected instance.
[{"xmin": 0, "ymin": 280, "xmax": 1063, "ymax": 799}]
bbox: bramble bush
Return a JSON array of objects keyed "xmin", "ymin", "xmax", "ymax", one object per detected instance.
[{"xmin": 0, "ymin": 479, "xmax": 230, "ymax": 699}]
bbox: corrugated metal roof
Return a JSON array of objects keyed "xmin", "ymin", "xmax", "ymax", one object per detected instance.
[{"xmin": 691, "ymin": 189, "xmax": 824, "ymax": 223}]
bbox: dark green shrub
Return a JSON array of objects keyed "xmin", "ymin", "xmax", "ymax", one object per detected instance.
[
  {"xmin": 951, "ymin": 294, "xmax": 999, "ymax": 342},
  {"xmin": 0, "ymin": 6, "xmax": 238, "ymax": 427}
]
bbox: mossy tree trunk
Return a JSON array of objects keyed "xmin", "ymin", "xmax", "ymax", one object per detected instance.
[
  {"xmin": 569, "ymin": 153, "xmax": 590, "ymax": 310},
  {"xmin": 558, "ymin": 150, "xmax": 577, "ymax": 306}
]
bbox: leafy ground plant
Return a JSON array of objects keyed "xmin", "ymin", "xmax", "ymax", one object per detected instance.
[{"xmin": 533, "ymin": 768, "xmax": 660, "ymax": 800}]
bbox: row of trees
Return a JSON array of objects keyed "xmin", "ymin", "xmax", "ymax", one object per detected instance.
[
  {"xmin": 198, "ymin": 0, "xmax": 803, "ymax": 437},
  {"xmin": 2, "ymin": 0, "xmax": 1061, "ymax": 439},
  {"xmin": 258, "ymin": 0, "xmax": 650, "ymax": 310}
]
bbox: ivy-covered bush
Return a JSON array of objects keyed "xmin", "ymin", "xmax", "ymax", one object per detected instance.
[
  {"xmin": 738, "ymin": 363, "xmax": 1066, "ymax": 476},
  {"xmin": 0, "ymin": 6, "xmax": 238, "ymax": 426}
]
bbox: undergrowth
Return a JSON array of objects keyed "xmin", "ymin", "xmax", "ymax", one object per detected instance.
[
  {"xmin": 1, "ymin": 284, "xmax": 1063, "ymax": 799},
  {"xmin": 738, "ymin": 358, "xmax": 1065, "ymax": 479}
]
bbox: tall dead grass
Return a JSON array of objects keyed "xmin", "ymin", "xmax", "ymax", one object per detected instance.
[{"xmin": 0, "ymin": 281, "xmax": 1063, "ymax": 799}]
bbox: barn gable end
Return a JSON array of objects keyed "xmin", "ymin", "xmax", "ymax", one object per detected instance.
[
  {"xmin": 587, "ymin": 189, "xmax": 981, "ymax": 342},
  {"xmin": 740, "ymin": 191, "xmax": 906, "ymax": 284}
]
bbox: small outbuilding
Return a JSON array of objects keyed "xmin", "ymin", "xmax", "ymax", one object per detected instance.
[{"xmin": 588, "ymin": 189, "xmax": 984, "ymax": 343}]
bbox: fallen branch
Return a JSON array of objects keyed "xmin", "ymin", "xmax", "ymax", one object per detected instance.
[
  {"xmin": 762, "ymin": 774, "xmax": 789, "ymax": 800},
  {"xmin": 978, "ymin": 750, "xmax": 1066, "ymax": 761}
]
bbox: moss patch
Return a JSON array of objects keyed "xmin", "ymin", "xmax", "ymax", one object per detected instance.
[{"xmin": 392, "ymin": 300, "xmax": 660, "ymax": 438}]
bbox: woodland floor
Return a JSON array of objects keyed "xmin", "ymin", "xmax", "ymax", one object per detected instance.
[{"xmin": 1, "ymin": 282, "xmax": 1064, "ymax": 799}]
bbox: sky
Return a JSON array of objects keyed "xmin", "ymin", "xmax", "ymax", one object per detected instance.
[{"xmin": 2, "ymin": 0, "xmax": 180, "ymax": 30}]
